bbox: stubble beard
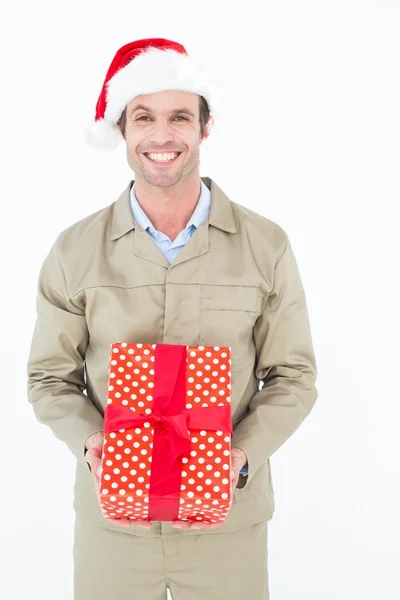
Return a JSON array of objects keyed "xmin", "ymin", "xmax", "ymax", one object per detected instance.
[{"xmin": 128, "ymin": 146, "xmax": 200, "ymax": 188}]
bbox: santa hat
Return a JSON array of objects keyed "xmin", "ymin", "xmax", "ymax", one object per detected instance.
[{"xmin": 85, "ymin": 37, "xmax": 222, "ymax": 150}]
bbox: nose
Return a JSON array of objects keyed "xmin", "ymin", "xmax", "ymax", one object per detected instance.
[{"xmin": 147, "ymin": 118, "xmax": 175, "ymax": 146}]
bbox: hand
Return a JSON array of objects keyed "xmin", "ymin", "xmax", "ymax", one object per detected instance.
[
  {"xmin": 230, "ymin": 446, "xmax": 247, "ymax": 491},
  {"xmin": 84, "ymin": 431, "xmax": 152, "ymax": 530},
  {"xmin": 170, "ymin": 446, "xmax": 248, "ymax": 531}
]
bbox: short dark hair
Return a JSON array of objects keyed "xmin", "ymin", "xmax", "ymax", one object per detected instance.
[{"xmin": 117, "ymin": 95, "xmax": 211, "ymax": 139}]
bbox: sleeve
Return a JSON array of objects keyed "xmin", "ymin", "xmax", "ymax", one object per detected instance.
[
  {"xmin": 26, "ymin": 234, "xmax": 105, "ymax": 470},
  {"xmin": 231, "ymin": 236, "xmax": 318, "ymax": 486}
]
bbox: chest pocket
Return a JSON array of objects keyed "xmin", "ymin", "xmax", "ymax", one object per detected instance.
[{"xmin": 199, "ymin": 285, "xmax": 263, "ymax": 371}]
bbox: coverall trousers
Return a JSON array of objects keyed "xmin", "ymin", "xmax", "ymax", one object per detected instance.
[{"xmin": 73, "ymin": 514, "xmax": 270, "ymax": 600}]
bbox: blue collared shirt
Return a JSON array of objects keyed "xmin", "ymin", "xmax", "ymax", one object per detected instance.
[{"xmin": 130, "ymin": 179, "xmax": 248, "ymax": 477}]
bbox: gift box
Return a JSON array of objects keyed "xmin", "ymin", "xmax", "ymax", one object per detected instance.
[{"xmin": 98, "ymin": 342, "xmax": 233, "ymax": 525}]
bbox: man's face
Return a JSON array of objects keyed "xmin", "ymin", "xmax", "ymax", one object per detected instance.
[{"xmin": 123, "ymin": 90, "xmax": 210, "ymax": 188}]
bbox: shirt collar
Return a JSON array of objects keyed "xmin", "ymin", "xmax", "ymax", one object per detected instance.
[{"xmin": 130, "ymin": 178, "xmax": 211, "ymax": 235}]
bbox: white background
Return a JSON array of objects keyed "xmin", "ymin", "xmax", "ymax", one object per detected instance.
[{"xmin": 1, "ymin": 0, "xmax": 399, "ymax": 598}]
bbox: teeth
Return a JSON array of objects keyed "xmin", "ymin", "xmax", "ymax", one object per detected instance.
[{"xmin": 147, "ymin": 152, "xmax": 179, "ymax": 162}]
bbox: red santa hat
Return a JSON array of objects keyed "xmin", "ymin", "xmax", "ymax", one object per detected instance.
[{"xmin": 85, "ymin": 37, "xmax": 222, "ymax": 150}]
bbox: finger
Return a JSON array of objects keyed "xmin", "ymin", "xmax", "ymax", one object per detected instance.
[
  {"xmin": 134, "ymin": 520, "xmax": 153, "ymax": 528},
  {"xmin": 114, "ymin": 518, "xmax": 131, "ymax": 527},
  {"xmin": 171, "ymin": 521, "xmax": 191, "ymax": 529},
  {"xmin": 114, "ymin": 518, "xmax": 152, "ymax": 529},
  {"xmin": 92, "ymin": 445, "xmax": 103, "ymax": 458},
  {"xmin": 93, "ymin": 460, "xmax": 102, "ymax": 475},
  {"xmin": 231, "ymin": 456, "xmax": 242, "ymax": 471},
  {"xmin": 190, "ymin": 523, "xmax": 220, "ymax": 530},
  {"xmin": 172, "ymin": 521, "xmax": 219, "ymax": 530},
  {"xmin": 113, "ymin": 518, "xmax": 139, "ymax": 528}
]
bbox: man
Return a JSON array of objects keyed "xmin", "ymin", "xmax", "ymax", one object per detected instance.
[{"xmin": 27, "ymin": 38, "xmax": 318, "ymax": 600}]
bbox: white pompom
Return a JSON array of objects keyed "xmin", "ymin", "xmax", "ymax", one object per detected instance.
[{"xmin": 84, "ymin": 119, "xmax": 122, "ymax": 150}]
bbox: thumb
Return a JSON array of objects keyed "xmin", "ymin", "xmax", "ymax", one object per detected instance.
[
  {"xmin": 231, "ymin": 453, "xmax": 243, "ymax": 474},
  {"xmin": 86, "ymin": 451, "xmax": 101, "ymax": 475},
  {"xmin": 93, "ymin": 459, "xmax": 103, "ymax": 476}
]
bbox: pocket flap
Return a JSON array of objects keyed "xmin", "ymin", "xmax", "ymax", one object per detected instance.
[{"xmin": 202, "ymin": 285, "xmax": 262, "ymax": 312}]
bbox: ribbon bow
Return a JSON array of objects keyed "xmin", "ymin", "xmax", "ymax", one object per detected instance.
[{"xmin": 104, "ymin": 404, "xmax": 193, "ymax": 471}]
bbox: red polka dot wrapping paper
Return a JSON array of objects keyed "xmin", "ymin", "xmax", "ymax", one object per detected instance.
[{"xmin": 98, "ymin": 342, "xmax": 233, "ymax": 524}]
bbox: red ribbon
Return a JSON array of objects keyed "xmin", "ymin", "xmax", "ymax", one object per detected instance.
[{"xmin": 104, "ymin": 344, "xmax": 232, "ymax": 522}]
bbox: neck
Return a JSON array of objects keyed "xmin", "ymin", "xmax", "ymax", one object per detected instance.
[{"xmin": 133, "ymin": 172, "xmax": 202, "ymax": 235}]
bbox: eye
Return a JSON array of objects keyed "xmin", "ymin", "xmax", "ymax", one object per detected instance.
[{"xmin": 136, "ymin": 116, "xmax": 188, "ymax": 121}]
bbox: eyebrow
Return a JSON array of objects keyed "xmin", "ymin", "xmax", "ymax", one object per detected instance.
[{"xmin": 129, "ymin": 104, "xmax": 195, "ymax": 118}]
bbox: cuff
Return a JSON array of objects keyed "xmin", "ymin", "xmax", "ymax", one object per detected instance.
[{"xmin": 239, "ymin": 461, "xmax": 248, "ymax": 476}]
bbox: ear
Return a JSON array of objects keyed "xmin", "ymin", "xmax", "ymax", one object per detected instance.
[{"xmin": 200, "ymin": 116, "xmax": 214, "ymax": 144}]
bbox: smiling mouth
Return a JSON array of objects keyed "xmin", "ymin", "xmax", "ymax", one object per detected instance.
[{"xmin": 142, "ymin": 152, "xmax": 183, "ymax": 165}]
